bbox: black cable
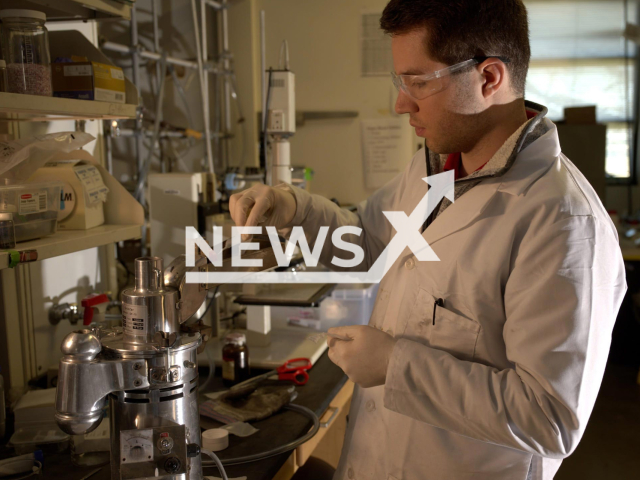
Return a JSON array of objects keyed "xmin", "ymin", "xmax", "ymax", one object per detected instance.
[
  {"xmin": 197, "ymin": 286, "xmax": 220, "ymax": 321},
  {"xmin": 260, "ymin": 69, "xmax": 274, "ymax": 176},
  {"xmin": 201, "ymin": 404, "xmax": 320, "ymax": 467}
]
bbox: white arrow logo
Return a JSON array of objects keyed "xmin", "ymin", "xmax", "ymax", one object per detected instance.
[{"xmin": 186, "ymin": 170, "xmax": 455, "ymax": 284}]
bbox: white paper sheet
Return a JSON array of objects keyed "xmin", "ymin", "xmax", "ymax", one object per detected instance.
[{"xmin": 361, "ymin": 118, "xmax": 412, "ymax": 189}]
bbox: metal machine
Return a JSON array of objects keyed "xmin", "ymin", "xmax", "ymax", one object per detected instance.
[
  {"xmin": 54, "ymin": 255, "xmax": 212, "ymax": 480},
  {"xmin": 54, "ymin": 240, "xmax": 282, "ymax": 480}
]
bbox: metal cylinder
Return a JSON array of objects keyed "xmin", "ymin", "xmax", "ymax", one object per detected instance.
[
  {"xmin": 122, "ymin": 257, "xmax": 180, "ymax": 345},
  {"xmin": 105, "ymin": 336, "xmax": 201, "ymax": 480}
]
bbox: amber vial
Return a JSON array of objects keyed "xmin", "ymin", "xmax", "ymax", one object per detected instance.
[{"xmin": 222, "ymin": 333, "xmax": 250, "ymax": 387}]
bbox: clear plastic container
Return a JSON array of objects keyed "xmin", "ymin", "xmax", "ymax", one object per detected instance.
[
  {"xmin": 0, "ymin": 212, "xmax": 15, "ymax": 249},
  {"xmin": 0, "ymin": 9, "xmax": 52, "ymax": 96},
  {"xmin": 0, "ymin": 182, "xmax": 62, "ymax": 242},
  {"xmin": 272, "ymin": 283, "xmax": 379, "ymax": 331},
  {"xmin": 71, "ymin": 413, "xmax": 110, "ymax": 467},
  {"xmin": 9, "ymin": 425, "xmax": 70, "ymax": 455}
]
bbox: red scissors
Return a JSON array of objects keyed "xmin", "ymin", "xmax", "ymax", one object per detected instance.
[
  {"xmin": 274, "ymin": 358, "xmax": 313, "ymax": 386},
  {"xmin": 232, "ymin": 358, "xmax": 313, "ymax": 390}
]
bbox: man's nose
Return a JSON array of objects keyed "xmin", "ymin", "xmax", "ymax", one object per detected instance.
[{"xmin": 395, "ymin": 90, "xmax": 418, "ymax": 115}]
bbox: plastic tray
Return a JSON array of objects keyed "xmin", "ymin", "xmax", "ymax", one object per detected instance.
[
  {"xmin": 0, "ymin": 182, "xmax": 63, "ymax": 243},
  {"xmin": 9, "ymin": 424, "xmax": 70, "ymax": 455}
]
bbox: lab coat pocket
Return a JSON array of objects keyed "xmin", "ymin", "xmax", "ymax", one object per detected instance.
[
  {"xmin": 407, "ymin": 288, "xmax": 481, "ymax": 361},
  {"xmin": 431, "ymin": 304, "xmax": 481, "ymax": 361}
]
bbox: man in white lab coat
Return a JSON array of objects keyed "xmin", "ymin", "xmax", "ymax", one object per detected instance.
[{"xmin": 229, "ymin": 1, "xmax": 627, "ymax": 479}]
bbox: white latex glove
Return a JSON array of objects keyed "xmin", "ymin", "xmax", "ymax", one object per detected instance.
[
  {"xmin": 327, "ymin": 325, "xmax": 397, "ymax": 388},
  {"xmin": 229, "ymin": 184, "xmax": 297, "ymax": 240}
]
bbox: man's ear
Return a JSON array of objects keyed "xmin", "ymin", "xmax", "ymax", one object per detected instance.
[{"xmin": 479, "ymin": 59, "xmax": 507, "ymax": 99}]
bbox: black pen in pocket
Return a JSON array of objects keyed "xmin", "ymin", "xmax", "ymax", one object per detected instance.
[{"xmin": 432, "ymin": 298, "xmax": 444, "ymax": 325}]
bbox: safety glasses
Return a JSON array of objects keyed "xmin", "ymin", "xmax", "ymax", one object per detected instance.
[{"xmin": 391, "ymin": 56, "xmax": 511, "ymax": 100}]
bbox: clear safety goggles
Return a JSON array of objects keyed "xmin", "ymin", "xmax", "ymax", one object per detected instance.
[{"xmin": 391, "ymin": 56, "xmax": 511, "ymax": 100}]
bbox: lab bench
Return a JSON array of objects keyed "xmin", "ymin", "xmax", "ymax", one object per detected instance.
[{"xmin": 0, "ymin": 350, "xmax": 351, "ymax": 480}]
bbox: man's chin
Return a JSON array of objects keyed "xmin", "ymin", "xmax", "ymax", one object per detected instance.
[{"xmin": 424, "ymin": 138, "xmax": 447, "ymax": 155}]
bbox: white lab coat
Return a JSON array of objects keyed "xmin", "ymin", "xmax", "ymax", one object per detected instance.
[{"xmin": 285, "ymin": 117, "xmax": 627, "ymax": 480}]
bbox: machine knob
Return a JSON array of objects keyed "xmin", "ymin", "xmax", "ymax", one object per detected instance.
[
  {"xmin": 164, "ymin": 457, "xmax": 181, "ymax": 474},
  {"xmin": 187, "ymin": 443, "xmax": 200, "ymax": 458}
]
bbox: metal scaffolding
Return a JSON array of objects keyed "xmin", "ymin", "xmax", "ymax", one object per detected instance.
[{"xmin": 102, "ymin": 0, "xmax": 234, "ymax": 203}]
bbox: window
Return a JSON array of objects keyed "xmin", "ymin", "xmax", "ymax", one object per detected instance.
[{"xmin": 525, "ymin": 0, "xmax": 638, "ymax": 180}]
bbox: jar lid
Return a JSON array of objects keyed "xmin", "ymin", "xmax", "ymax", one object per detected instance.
[
  {"xmin": 223, "ymin": 332, "xmax": 246, "ymax": 346},
  {"xmin": 0, "ymin": 9, "xmax": 47, "ymax": 21},
  {"xmin": 0, "ymin": 212, "xmax": 13, "ymax": 222}
]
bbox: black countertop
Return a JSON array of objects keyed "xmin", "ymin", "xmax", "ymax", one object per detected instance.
[{"xmin": 1, "ymin": 350, "xmax": 347, "ymax": 480}]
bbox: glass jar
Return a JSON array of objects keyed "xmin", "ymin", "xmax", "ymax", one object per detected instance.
[
  {"xmin": 0, "ymin": 9, "xmax": 52, "ymax": 96},
  {"xmin": 222, "ymin": 333, "xmax": 250, "ymax": 387}
]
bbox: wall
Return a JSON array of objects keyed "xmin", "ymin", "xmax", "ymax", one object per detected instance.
[
  {"xmin": 227, "ymin": 1, "xmax": 640, "ymax": 213},
  {"xmin": 228, "ymin": 0, "xmax": 419, "ymax": 206}
]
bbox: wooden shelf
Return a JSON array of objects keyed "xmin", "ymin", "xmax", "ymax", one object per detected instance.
[
  {"xmin": 0, "ymin": 224, "xmax": 141, "ymax": 270},
  {"xmin": 0, "ymin": 92, "xmax": 137, "ymax": 121},
  {"xmin": 3, "ymin": 0, "xmax": 131, "ymax": 21}
]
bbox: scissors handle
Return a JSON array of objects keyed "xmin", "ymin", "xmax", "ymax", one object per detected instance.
[
  {"xmin": 278, "ymin": 358, "xmax": 312, "ymax": 374},
  {"xmin": 278, "ymin": 369, "xmax": 310, "ymax": 386}
]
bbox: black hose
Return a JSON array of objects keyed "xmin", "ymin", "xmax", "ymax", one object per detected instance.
[{"xmin": 201, "ymin": 403, "xmax": 320, "ymax": 467}]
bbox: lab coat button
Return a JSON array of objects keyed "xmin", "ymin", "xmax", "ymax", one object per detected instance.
[
  {"xmin": 365, "ymin": 400, "xmax": 376, "ymax": 412},
  {"xmin": 404, "ymin": 258, "xmax": 415, "ymax": 270},
  {"xmin": 348, "ymin": 467, "xmax": 355, "ymax": 479}
]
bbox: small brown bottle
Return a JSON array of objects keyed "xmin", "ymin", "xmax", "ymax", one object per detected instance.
[{"xmin": 222, "ymin": 333, "xmax": 250, "ymax": 387}]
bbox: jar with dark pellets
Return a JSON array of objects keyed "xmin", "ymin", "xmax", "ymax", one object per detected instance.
[{"xmin": 222, "ymin": 333, "xmax": 250, "ymax": 387}]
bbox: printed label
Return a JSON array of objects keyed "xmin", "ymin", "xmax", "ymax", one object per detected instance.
[
  {"xmin": 19, "ymin": 192, "xmax": 47, "ymax": 215},
  {"xmin": 222, "ymin": 361, "xmax": 235, "ymax": 381},
  {"xmin": 74, "ymin": 165, "xmax": 109, "ymax": 206},
  {"xmin": 111, "ymin": 68, "xmax": 125, "ymax": 80},
  {"xmin": 163, "ymin": 189, "xmax": 181, "ymax": 195},
  {"xmin": 122, "ymin": 303, "xmax": 148, "ymax": 335},
  {"xmin": 64, "ymin": 65, "xmax": 92, "ymax": 76}
]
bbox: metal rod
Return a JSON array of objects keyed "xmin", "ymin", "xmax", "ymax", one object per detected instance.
[
  {"xmin": 222, "ymin": 0, "xmax": 231, "ymax": 135},
  {"xmin": 151, "ymin": 0, "xmax": 164, "ymax": 173},
  {"xmin": 118, "ymin": 129, "xmax": 227, "ymax": 139},
  {"xmin": 201, "ymin": 0, "xmax": 213, "ymax": 168},
  {"xmin": 102, "ymin": 41, "xmax": 222, "ymax": 72},
  {"xmin": 152, "ymin": 0, "xmax": 161, "ymax": 86},
  {"xmin": 204, "ymin": 0, "xmax": 224, "ymax": 9},
  {"xmin": 130, "ymin": 7, "xmax": 143, "ymax": 179},
  {"xmin": 260, "ymin": 11, "xmax": 267, "ymax": 134},
  {"xmin": 106, "ymin": 127, "xmax": 113, "ymax": 174},
  {"xmin": 190, "ymin": 0, "xmax": 215, "ymax": 174}
]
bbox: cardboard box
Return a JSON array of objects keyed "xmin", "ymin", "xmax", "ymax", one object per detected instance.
[
  {"xmin": 564, "ymin": 106, "xmax": 597, "ymax": 125},
  {"xmin": 51, "ymin": 61, "xmax": 126, "ymax": 103}
]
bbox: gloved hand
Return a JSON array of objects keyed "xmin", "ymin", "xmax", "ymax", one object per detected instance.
[
  {"xmin": 327, "ymin": 325, "xmax": 397, "ymax": 388},
  {"xmin": 229, "ymin": 184, "xmax": 297, "ymax": 240}
]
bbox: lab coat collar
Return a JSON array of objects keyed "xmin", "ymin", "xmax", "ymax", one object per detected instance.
[
  {"xmin": 496, "ymin": 118, "xmax": 561, "ymax": 196},
  {"xmin": 423, "ymin": 103, "xmax": 561, "ymax": 247}
]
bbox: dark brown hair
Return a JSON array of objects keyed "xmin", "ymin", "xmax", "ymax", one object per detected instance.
[{"xmin": 380, "ymin": 0, "xmax": 530, "ymax": 96}]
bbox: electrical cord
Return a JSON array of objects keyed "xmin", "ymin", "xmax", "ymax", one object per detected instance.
[
  {"xmin": 261, "ymin": 69, "xmax": 274, "ymax": 181},
  {"xmin": 201, "ymin": 450, "xmax": 228, "ymax": 480},
  {"xmin": 0, "ymin": 460, "xmax": 43, "ymax": 480},
  {"xmin": 198, "ymin": 286, "xmax": 221, "ymax": 393},
  {"xmin": 201, "ymin": 404, "xmax": 320, "ymax": 467}
]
